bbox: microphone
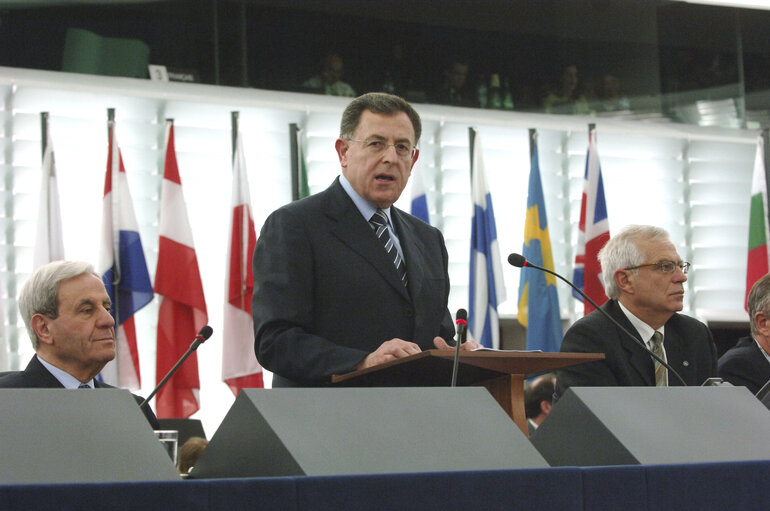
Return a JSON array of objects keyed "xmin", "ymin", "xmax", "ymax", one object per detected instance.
[
  {"xmin": 508, "ymin": 253, "xmax": 686, "ymax": 386},
  {"xmin": 451, "ymin": 309, "xmax": 468, "ymax": 387},
  {"xmin": 139, "ymin": 326, "xmax": 213, "ymax": 408}
]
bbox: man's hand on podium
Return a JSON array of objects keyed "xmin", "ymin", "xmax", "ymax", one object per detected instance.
[
  {"xmin": 356, "ymin": 338, "xmax": 422, "ymax": 370},
  {"xmin": 433, "ymin": 336, "xmax": 482, "ymax": 351}
]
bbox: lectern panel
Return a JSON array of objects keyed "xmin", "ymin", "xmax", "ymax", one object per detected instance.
[
  {"xmin": 531, "ymin": 386, "xmax": 770, "ymax": 466},
  {"xmin": 0, "ymin": 389, "xmax": 180, "ymax": 484},
  {"xmin": 191, "ymin": 387, "xmax": 548, "ymax": 478}
]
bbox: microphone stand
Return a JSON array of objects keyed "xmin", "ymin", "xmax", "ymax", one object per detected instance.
[
  {"xmin": 140, "ymin": 326, "xmax": 213, "ymax": 408},
  {"xmin": 451, "ymin": 310, "xmax": 467, "ymax": 387}
]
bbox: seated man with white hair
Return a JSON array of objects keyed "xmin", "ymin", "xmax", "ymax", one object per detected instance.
[
  {"xmin": 555, "ymin": 225, "xmax": 717, "ymax": 399},
  {"xmin": 0, "ymin": 260, "xmax": 159, "ymax": 428}
]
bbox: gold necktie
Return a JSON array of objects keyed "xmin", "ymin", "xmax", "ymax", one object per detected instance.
[{"xmin": 651, "ymin": 331, "xmax": 668, "ymax": 387}]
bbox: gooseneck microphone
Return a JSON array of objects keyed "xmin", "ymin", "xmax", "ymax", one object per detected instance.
[
  {"xmin": 508, "ymin": 253, "xmax": 686, "ymax": 386},
  {"xmin": 451, "ymin": 309, "xmax": 468, "ymax": 387},
  {"xmin": 140, "ymin": 325, "xmax": 213, "ymax": 408}
]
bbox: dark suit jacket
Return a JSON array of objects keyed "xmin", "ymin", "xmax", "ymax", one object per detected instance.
[
  {"xmin": 718, "ymin": 336, "xmax": 770, "ymax": 394},
  {"xmin": 0, "ymin": 355, "xmax": 160, "ymax": 429},
  {"xmin": 252, "ymin": 177, "xmax": 455, "ymax": 386},
  {"xmin": 555, "ymin": 299, "xmax": 717, "ymax": 399}
]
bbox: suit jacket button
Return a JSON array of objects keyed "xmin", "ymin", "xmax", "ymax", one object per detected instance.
[{"xmin": 682, "ymin": 360, "xmax": 690, "ymax": 367}]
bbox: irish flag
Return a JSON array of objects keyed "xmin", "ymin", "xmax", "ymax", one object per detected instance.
[{"xmin": 746, "ymin": 135, "xmax": 770, "ymax": 310}]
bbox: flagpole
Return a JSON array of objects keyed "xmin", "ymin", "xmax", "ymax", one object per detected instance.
[
  {"xmin": 760, "ymin": 128, "xmax": 770, "ymax": 241},
  {"xmin": 468, "ymin": 127, "xmax": 476, "ymax": 180},
  {"xmin": 289, "ymin": 122, "xmax": 300, "ymax": 201},
  {"xmin": 107, "ymin": 108, "xmax": 120, "ymax": 327},
  {"xmin": 528, "ymin": 128, "xmax": 536, "ymax": 161},
  {"xmin": 231, "ymin": 111, "xmax": 239, "ymax": 160},
  {"xmin": 40, "ymin": 112, "xmax": 48, "ymax": 159}
]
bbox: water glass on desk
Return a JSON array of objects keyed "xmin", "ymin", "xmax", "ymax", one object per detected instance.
[{"xmin": 153, "ymin": 429, "xmax": 178, "ymax": 466}]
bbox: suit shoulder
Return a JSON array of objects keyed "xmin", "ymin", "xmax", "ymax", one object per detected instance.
[
  {"xmin": 669, "ymin": 312, "xmax": 710, "ymax": 335},
  {"xmin": 0, "ymin": 372, "xmax": 24, "ymax": 387}
]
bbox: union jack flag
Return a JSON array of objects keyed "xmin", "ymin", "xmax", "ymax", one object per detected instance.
[{"xmin": 572, "ymin": 127, "xmax": 610, "ymax": 315}]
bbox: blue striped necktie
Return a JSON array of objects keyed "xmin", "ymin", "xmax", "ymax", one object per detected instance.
[
  {"xmin": 78, "ymin": 383, "xmax": 91, "ymax": 389},
  {"xmin": 369, "ymin": 209, "xmax": 408, "ymax": 287}
]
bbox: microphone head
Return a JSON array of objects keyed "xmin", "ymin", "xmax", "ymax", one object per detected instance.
[
  {"xmin": 197, "ymin": 325, "xmax": 213, "ymax": 341},
  {"xmin": 508, "ymin": 253, "xmax": 526, "ymax": 268},
  {"xmin": 455, "ymin": 308, "xmax": 468, "ymax": 322}
]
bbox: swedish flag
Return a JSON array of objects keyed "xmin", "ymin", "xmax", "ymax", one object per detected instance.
[{"xmin": 517, "ymin": 132, "xmax": 562, "ymax": 352}]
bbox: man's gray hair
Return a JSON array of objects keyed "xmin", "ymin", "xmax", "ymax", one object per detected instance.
[
  {"xmin": 598, "ymin": 225, "xmax": 671, "ymax": 299},
  {"xmin": 339, "ymin": 92, "xmax": 422, "ymax": 144},
  {"xmin": 19, "ymin": 260, "xmax": 99, "ymax": 349},
  {"xmin": 748, "ymin": 273, "xmax": 770, "ymax": 335}
]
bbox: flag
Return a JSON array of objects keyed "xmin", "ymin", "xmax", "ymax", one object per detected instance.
[
  {"xmin": 97, "ymin": 116, "xmax": 154, "ymax": 390},
  {"xmin": 517, "ymin": 132, "xmax": 562, "ymax": 352},
  {"xmin": 33, "ymin": 114, "xmax": 65, "ymax": 269},
  {"xmin": 746, "ymin": 135, "xmax": 770, "ymax": 310},
  {"xmin": 468, "ymin": 129, "xmax": 506, "ymax": 349},
  {"xmin": 155, "ymin": 121, "xmax": 208, "ymax": 418},
  {"xmin": 222, "ymin": 128, "xmax": 263, "ymax": 395},
  {"xmin": 572, "ymin": 127, "xmax": 610, "ymax": 315},
  {"xmin": 410, "ymin": 166, "xmax": 430, "ymax": 224}
]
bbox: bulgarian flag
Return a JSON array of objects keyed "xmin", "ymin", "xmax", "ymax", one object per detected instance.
[{"xmin": 746, "ymin": 135, "xmax": 770, "ymax": 310}]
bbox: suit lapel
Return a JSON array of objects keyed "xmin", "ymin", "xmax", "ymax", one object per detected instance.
[
  {"xmin": 391, "ymin": 209, "xmax": 423, "ymax": 300},
  {"xmin": 26, "ymin": 356, "xmax": 66, "ymax": 388},
  {"xmin": 606, "ymin": 301, "xmax": 656, "ymax": 386},
  {"xmin": 661, "ymin": 316, "xmax": 689, "ymax": 386},
  {"xmin": 324, "ymin": 180, "xmax": 410, "ymax": 300}
]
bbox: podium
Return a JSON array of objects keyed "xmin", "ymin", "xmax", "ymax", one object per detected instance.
[{"xmin": 332, "ymin": 349, "xmax": 603, "ymax": 436}]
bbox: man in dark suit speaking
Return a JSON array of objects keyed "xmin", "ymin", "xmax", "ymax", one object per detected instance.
[
  {"xmin": 0, "ymin": 260, "xmax": 159, "ymax": 428},
  {"xmin": 555, "ymin": 225, "xmax": 717, "ymax": 398},
  {"xmin": 253, "ymin": 92, "xmax": 479, "ymax": 387},
  {"xmin": 718, "ymin": 273, "xmax": 770, "ymax": 394}
]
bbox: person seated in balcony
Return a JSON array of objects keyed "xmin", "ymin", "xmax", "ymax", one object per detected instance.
[
  {"xmin": 431, "ymin": 57, "xmax": 478, "ymax": 108},
  {"xmin": 302, "ymin": 52, "xmax": 356, "ymax": 98},
  {"xmin": 543, "ymin": 63, "xmax": 591, "ymax": 115},
  {"xmin": 594, "ymin": 73, "xmax": 630, "ymax": 113}
]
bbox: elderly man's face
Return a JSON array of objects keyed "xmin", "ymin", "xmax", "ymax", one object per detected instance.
[
  {"xmin": 41, "ymin": 273, "xmax": 116, "ymax": 374},
  {"xmin": 624, "ymin": 237, "xmax": 688, "ymax": 318},
  {"xmin": 336, "ymin": 110, "xmax": 418, "ymax": 209}
]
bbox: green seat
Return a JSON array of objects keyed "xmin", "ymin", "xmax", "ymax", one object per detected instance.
[{"xmin": 62, "ymin": 27, "xmax": 150, "ymax": 78}]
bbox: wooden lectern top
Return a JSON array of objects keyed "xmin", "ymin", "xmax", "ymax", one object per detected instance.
[{"xmin": 331, "ymin": 350, "xmax": 604, "ymax": 388}]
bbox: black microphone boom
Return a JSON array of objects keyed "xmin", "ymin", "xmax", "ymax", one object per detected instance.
[
  {"xmin": 139, "ymin": 326, "xmax": 213, "ymax": 408},
  {"xmin": 508, "ymin": 253, "xmax": 686, "ymax": 386},
  {"xmin": 451, "ymin": 309, "xmax": 467, "ymax": 387}
]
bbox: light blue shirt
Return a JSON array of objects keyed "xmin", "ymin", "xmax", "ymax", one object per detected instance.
[
  {"xmin": 339, "ymin": 174, "xmax": 406, "ymax": 263},
  {"xmin": 37, "ymin": 355, "xmax": 94, "ymax": 389}
]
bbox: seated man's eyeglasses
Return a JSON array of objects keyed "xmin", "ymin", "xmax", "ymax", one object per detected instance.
[
  {"xmin": 624, "ymin": 260, "xmax": 690, "ymax": 274},
  {"xmin": 347, "ymin": 138, "xmax": 416, "ymax": 159}
]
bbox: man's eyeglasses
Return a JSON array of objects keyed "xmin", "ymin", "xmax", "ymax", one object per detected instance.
[
  {"xmin": 624, "ymin": 260, "xmax": 691, "ymax": 274},
  {"xmin": 346, "ymin": 138, "xmax": 416, "ymax": 159}
]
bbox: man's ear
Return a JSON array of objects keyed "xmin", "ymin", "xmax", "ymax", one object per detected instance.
[
  {"xmin": 755, "ymin": 311, "xmax": 770, "ymax": 337},
  {"xmin": 541, "ymin": 400, "xmax": 552, "ymax": 415},
  {"xmin": 30, "ymin": 314, "xmax": 54, "ymax": 346},
  {"xmin": 615, "ymin": 269, "xmax": 633, "ymax": 294},
  {"xmin": 335, "ymin": 138, "xmax": 349, "ymax": 168}
]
